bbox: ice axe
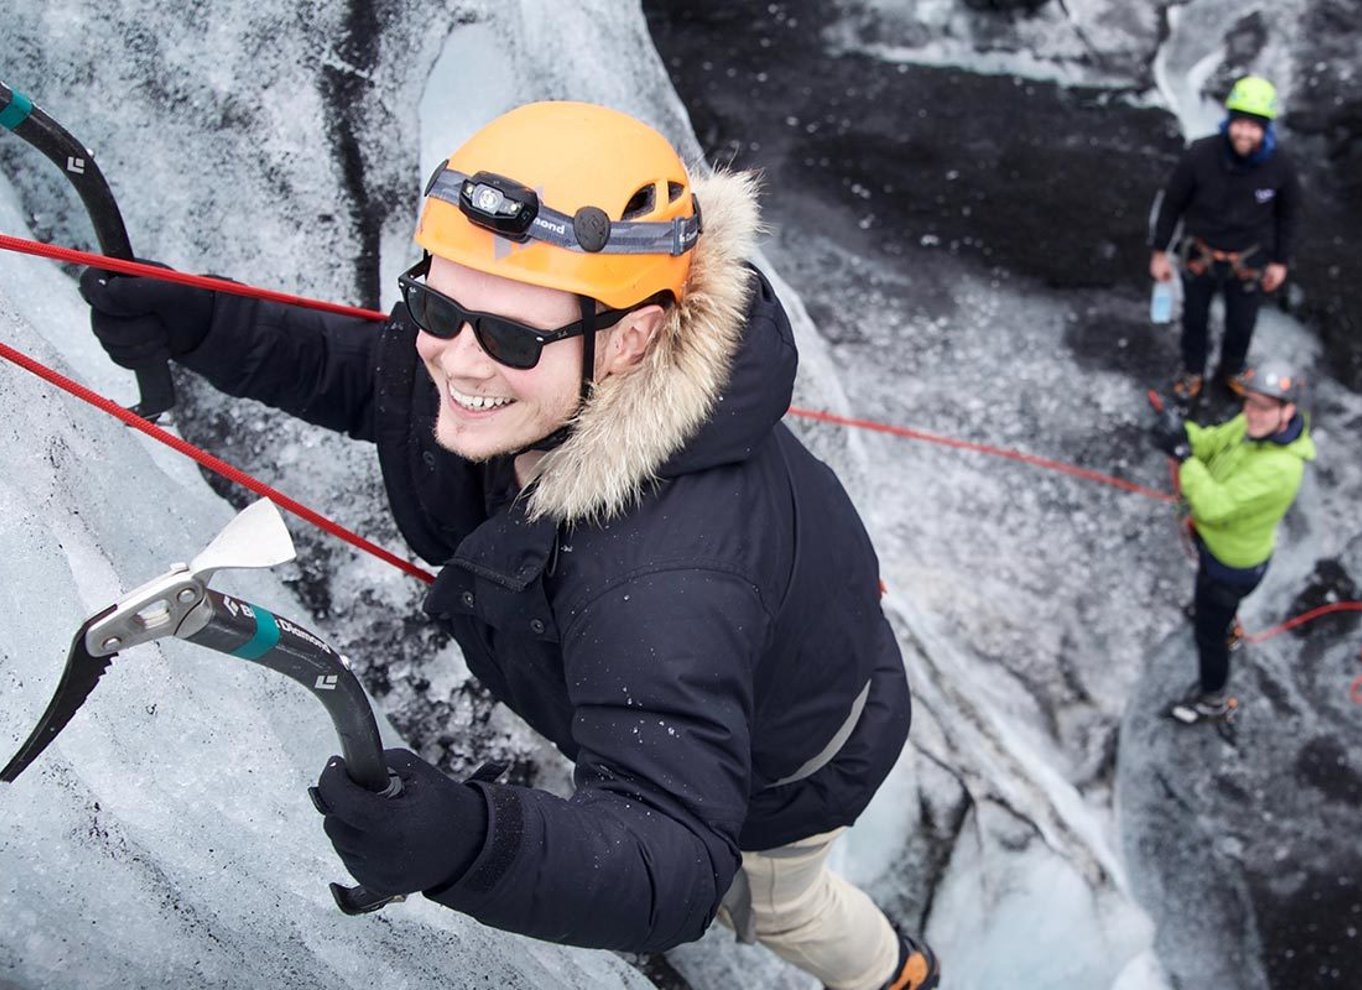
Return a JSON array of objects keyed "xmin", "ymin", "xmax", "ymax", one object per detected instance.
[
  {"xmin": 1, "ymin": 80, "xmax": 176, "ymax": 419},
  {"xmin": 1, "ymin": 499, "xmax": 403, "ymax": 916}
]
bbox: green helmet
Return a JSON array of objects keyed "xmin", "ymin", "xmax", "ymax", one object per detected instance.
[
  {"xmin": 1225, "ymin": 76, "xmax": 1279, "ymax": 120},
  {"xmin": 1232, "ymin": 360, "xmax": 1303, "ymax": 403}
]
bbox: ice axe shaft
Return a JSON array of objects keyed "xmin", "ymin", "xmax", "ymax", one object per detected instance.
[
  {"xmin": 176, "ymin": 588, "xmax": 404, "ymax": 915},
  {"xmin": 177, "ymin": 589, "xmax": 393, "ymax": 791},
  {"xmin": 0, "ymin": 79, "xmax": 175, "ymax": 419}
]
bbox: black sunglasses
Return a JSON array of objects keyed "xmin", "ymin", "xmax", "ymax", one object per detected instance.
[{"xmin": 398, "ymin": 255, "xmax": 632, "ymax": 370}]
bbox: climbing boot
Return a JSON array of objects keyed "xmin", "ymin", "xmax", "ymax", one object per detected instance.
[
  {"xmin": 1171, "ymin": 371, "xmax": 1204, "ymax": 402},
  {"xmin": 1212, "ymin": 364, "xmax": 1246, "ymax": 394},
  {"xmin": 1168, "ymin": 690, "xmax": 1236, "ymax": 725},
  {"xmin": 882, "ymin": 931, "xmax": 940, "ymax": 990}
]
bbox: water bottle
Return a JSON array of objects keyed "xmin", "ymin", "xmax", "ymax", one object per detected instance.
[{"xmin": 1150, "ymin": 279, "xmax": 1174, "ymax": 324}]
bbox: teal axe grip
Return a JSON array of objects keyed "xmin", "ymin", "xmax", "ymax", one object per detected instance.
[{"xmin": 0, "ymin": 87, "xmax": 34, "ymax": 131}]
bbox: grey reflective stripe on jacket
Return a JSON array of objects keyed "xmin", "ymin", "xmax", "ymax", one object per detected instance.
[{"xmin": 765, "ymin": 680, "xmax": 871, "ymax": 789}]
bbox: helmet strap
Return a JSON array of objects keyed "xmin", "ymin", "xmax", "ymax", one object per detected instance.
[
  {"xmin": 508, "ymin": 294, "xmax": 599, "ymax": 457},
  {"xmin": 578, "ymin": 293, "xmax": 597, "ymax": 404}
]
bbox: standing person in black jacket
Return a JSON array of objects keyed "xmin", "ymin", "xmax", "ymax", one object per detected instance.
[
  {"xmin": 1149, "ymin": 75, "xmax": 1301, "ymax": 402},
  {"xmin": 79, "ymin": 102, "xmax": 939, "ymax": 990}
]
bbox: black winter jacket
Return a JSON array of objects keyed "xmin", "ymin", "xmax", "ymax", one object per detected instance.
[
  {"xmin": 178, "ymin": 172, "xmax": 911, "ymax": 953},
  {"xmin": 1151, "ymin": 132, "xmax": 1301, "ymax": 264}
]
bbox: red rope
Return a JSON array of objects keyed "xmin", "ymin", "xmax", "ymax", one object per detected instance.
[
  {"xmin": 1242, "ymin": 601, "xmax": 1362, "ymax": 644},
  {"xmin": 787, "ymin": 405, "xmax": 1179, "ymax": 503},
  {"xmin": 0, "ymin": 233, "xmax": 387, "ymax": 322},
  {"xmin": 4, "ymin": 234, "xmax": 1175, "ymax": 503},
  {"xmin": 0, "ymin": 339, "xmax": 434, "ymax": 584}
]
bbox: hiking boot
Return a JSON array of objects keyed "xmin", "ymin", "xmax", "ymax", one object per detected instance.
[
  {"xmin": 1171, "ymin": 371, "xmax": 1204, "ymax": 402},
  {"xmin": 1169, "ymin": 690, "xmax": 1233, "ymax": 725},
  {"xmin": 1191, "ymin": 693, "xmax": 1230, "ymax": 718},
  {"xmin": 882, "ymin": 931, "xmax": 940, "ymax": 990},
  {"xmin": 1212, "ymin": 364, "xmax": 1245, "ymax": 394}
]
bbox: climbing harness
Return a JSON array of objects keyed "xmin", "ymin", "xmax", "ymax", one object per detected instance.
[{"xmin": 1182, "ymin": 236, "xmax": 1263, "ymax": 282}]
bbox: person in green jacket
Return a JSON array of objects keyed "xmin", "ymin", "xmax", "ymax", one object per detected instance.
[{"xmin": 1148, "ymin": 359, "xmax": 1316, "ymax": 722}]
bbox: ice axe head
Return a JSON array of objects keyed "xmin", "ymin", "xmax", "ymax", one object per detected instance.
[{"xmin": 2, "ymin": 499, "xmax": 296, "ymax": 782}]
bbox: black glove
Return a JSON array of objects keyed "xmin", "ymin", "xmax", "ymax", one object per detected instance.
[
  {"xmin": 78, "ymin": 265, "xmax": 216, "ymax": 369},
  {"xmin": 312, "ymin": 748, "xmax": 487, "ymax": 896},
  {"xmin": 1148, "ymin": 406, "xmax": 1191, "ymax": 460}
]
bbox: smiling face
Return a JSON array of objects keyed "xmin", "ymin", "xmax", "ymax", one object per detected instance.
[
  {"xmin": 415, "ymin": 257, "xmax": 588, "ymax": 464},
  {"xmin": 1243, "ymin": 392, "xmax": 1295, "ymax": 439},
  {"xmin": 1227, "ymin": 116, "xmax": 1266, "ymax": 157},
  {"xmin": 413, "ymin": 256, "xmax": 667, "ymax": 478}
]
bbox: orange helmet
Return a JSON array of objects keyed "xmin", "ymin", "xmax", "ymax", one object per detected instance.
[{"xmin": 414, "ymin": 101, "xmax": 701, "ymax": 309}]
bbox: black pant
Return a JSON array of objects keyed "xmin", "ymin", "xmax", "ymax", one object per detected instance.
[
  {"xmin": 1193, "ymin": 558, "xmax": 1266, "ymax": 694},
  {"xmin": 1179, "ymin": 262, "xmax": 1262, "ymax": 379}
]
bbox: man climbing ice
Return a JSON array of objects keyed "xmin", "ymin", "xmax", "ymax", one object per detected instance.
[{"xmin": 80, "ymin": 101, "xmax": 939, "ymax": 990}]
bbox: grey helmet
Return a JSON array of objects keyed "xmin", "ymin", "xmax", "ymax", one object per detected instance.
[{"xmin": 1232, "ymin": 360, "xmax": 1305, "ymax": 403}]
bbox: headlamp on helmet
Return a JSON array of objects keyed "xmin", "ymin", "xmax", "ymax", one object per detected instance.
[{"xmin": 457, "ymin": 172, "xmax": 539, "ymax": 241}]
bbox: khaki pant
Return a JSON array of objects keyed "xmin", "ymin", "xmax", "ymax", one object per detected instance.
[{"xmin": 718, "ymin": 827, "xmax": 900, "ymax": 990}]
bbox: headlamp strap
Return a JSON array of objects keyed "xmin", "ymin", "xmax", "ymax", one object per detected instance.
[{"xmin": 426, "ymin": 165, "xmax": 700, "ymax": 257}]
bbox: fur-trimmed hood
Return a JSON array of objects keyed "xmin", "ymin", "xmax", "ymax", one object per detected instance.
[{"xmin": 524, "ymin": 169, "xmax": 794, "ymax": 524}]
